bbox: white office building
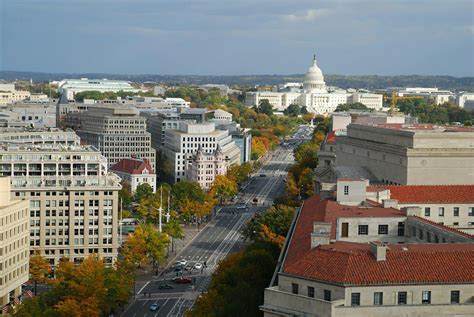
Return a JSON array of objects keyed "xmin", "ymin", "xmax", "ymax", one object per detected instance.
[
  {"xmin": 161, "ymin": 122, "xmax": 240, "ymax": 183},
  {"xmin": 58, "ymin": 78, "xmax": 141, "ymax": 100}
]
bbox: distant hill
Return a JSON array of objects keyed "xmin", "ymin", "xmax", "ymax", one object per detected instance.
[{"xmin": 1, "ymin": 71, "xmax": 473, "ymax": 91}]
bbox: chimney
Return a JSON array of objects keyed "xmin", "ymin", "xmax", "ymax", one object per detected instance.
[
  {"xmin": 383, "ymin": 199, "xmax": 398, "ymax": 209},
  {"xmin": 370, "ymin": 241, "xmax": 387, "ymax": 261},
  {"xmin": 311, "ymin": 222, "xmax": 331, "ymax": 248}
]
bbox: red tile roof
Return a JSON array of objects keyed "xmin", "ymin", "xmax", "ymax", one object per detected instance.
[
  {"xmin": 110, "ymin": 158, "xmax": 154, "ymax": 175},
  {"xmin": 283, "ymin": 196, "xmax": 405, "ymax": 270},
  {"xmin": 367, "ymin": 185, "xmax": 474, "ymax": 203},
  {"xmin": 283, "ymin": 241, "xmax": 474, "ymax": 286},
  {"xmin": 326, "ymin": 131, "xmax": 337, "ymax": 143},
  {"xmin": 408, "ymin": 216, "xmax": 474, "ymax": 239}
]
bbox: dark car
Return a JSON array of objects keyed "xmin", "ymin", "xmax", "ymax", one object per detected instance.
[
  {"xmin": 158, "ymin": 283, "xmax": 174, "ymax": 290},
  {"xmin": 173, "ymin": 277, "xmax": 192, "ymax": 284}
]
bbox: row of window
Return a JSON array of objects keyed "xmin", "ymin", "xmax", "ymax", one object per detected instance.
[
  {"xmin": 425, "ymin": 207, "xmax": 474, "ymax": 217},
  {"xmin": 351, "ymin": 290, "xmax": 461, "ymax": 306}
]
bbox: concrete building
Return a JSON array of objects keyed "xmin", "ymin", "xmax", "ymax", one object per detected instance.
[
  {"xmin": 186, "ymin": 146, "xmax": 227, "ymax": 190},
  {"xmin": 334, "ymin": 123, "xmax": 474, "ymax": 185},
  {"xmin": 161, "ymin": 122, "xmax": 240, "ymax": 183},
  {"xmin": 0, "ymin": 101, "xmax": 57, "ymax": 128},
  {"xmin": 58, "ymin": 78, "xmax": 141, "ymax": 100},
  {"xmin": 347, "ymin": 91, "xmax": 383, "ymax": 110},
  {"xmin": 212, "ymin": 109, "xmax": 233, "ymax": 122},
  {"xmin": 0, "ymin": 127, "xmax": 79, "ymax": 146},
  {"xmin": 456, "ymin": 92, "xmax": 474, "ymax": 110},
  {"xmin": 331, "ymin": 112, "xmax": 417, "ymax": 131},
  {"xmin": 245, "ymin": 55, "xmax": 353, "ymax": 114},
  {"xmin": 0, "ymin": 177, "xmax": 29, "ymax": 308},
  {"xmin": 0, "ymin": 138, "xmax": 121, "ymax": 266},
  {"xmin": 0, "ymin": 90, "xmax": 31, "ymax": 106},
  {"xmin": 261, "ymin": 182, "xmax": 474, "ymax": 317},
  {"xmin": 110, "ymin": 158, "xmax": 156, "ymax": 193},
  {"xmin": 64, "ymin": 105, "xmax": 155, "ymax": 169}
]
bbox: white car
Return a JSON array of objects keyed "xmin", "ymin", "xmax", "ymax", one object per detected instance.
[
  {"xmin": 194, "ymin": 262, "xmax": 203, "ymax": 270},
  {"xmin": 176, "ymin": 260, "xmax": 187, "ymax": 267}
]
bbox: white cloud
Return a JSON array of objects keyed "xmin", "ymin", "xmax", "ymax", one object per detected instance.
[{"xmin": 281, "ymin": 8, "xmax": 331, "ymax": 22}]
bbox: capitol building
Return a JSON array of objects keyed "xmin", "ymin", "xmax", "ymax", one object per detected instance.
[{"xmin": 245, "ymin": 55, "xmax": 383, "ymax": 114}]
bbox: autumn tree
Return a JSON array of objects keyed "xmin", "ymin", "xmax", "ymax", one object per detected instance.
[
  {"xmin": 209, "ymin": 175, "xmax": 238, "ymax": 205},
  {"xmin": 134, "ymin": 183, "xmax": 154, "ymax": 202},
  {"xmin": 298, "ymin": 168, "xmax": 315, "ymax": 199},
  {"xmin": 29, "ymin": 252, "xmax": 50, "ymax": 295},
  {"xmin": 163, "ymin": 214, "xmax": 185, "ymax": 252}
]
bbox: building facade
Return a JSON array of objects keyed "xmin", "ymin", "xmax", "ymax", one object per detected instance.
[
  {"xmin": 0, "ymin": 177, "xmax": 29, "ymax": 308},
  {"xmin": 64, "ymin": 105, "xmax": 156, "ymax": 169},
  {"xmin": 186, "ymin": 146, "xmax": 228, "ymax": 190},
  {"xmin": 161, "ymin": 122, "xmax": 240, "ymax": 183},
  {"xmin": 0, "ymin": 141, "xmax": 121, "ymax": 267},
  {"xmin": 110, "ymin": 158, "xmax": 156, "ymax": 193},
  {"xmin": 58, "ymin": 78, "xmax": 141, "ymax": 100},
  {"xmin": 334, "ymin": 123, "xmax": 474, "ymax": 185}
]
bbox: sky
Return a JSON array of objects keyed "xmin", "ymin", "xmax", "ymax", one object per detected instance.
[{"xmin": 1, "ymin": 0, "xmax": 473, "ymax": 76}]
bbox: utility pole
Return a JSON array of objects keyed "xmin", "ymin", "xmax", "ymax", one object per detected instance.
[
  {"xmin": 158, "ymin": 185, "xmax": 163, "ymax": 233},
  {"xmin": 166, "ymin": 192, "xmax": 171, "ymax": 223},
  {"xmin": 119, "ymin": 197, "xmax": 123, "ymax": 246}
]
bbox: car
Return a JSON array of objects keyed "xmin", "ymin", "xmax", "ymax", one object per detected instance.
[
  {"xmin": 236, "ymin": 205, "xmax": 247, "ymax": 210},
  {"xmin": 260, "ymin": 174, "xmax": 266, "ymax": 177},
  {"xmin": 174, "ymin": 266, "xmax": 183, "ymax": 272},
  {"xmin": 194, "ymin": 262, "xmax": 203, "ymax": 270},
  {"xmin": 149, "ymin": 303, "xmax": 160, "ymax": 311},
  {"xmin": 158, "ymin": 283, "xmax": 174, "ymax": 290},
  {"xmin": 173, "ymin": 277, "xmax": 192, "ymax": 284},
  {"xmin": 175, "ymin": 259, "xmax": 187, "ymax": 267}
]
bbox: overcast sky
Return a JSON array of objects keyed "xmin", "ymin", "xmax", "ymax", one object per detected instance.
[{"xmin": 1, "ymin": 0, "xmax": 473, "ymax": 76}]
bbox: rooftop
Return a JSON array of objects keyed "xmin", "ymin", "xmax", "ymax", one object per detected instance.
[
  {"xmin": 110, "ymin": 158, "xmax": 155, "ymax": 175},
  {"xmin": 355, "ymin": 123, "xmax": 474, "ymax": 133},
  {"xmin": 367, "ymin": 185, "xmax": 474, "ymax": 204}
]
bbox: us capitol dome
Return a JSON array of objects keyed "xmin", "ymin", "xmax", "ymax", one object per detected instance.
[{"xmin": 303, "ymin": 54, "xmax": 327, "ymax": 93}]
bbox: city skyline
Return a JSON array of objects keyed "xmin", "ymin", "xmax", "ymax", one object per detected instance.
[{"xmin": 1, "ymin": 0, "xmax": 473, "ymax": 77}]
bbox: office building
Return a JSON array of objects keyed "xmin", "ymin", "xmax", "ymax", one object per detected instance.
[
  {"xmin": 57, "ymin": 78, "xmax": 141, "ymax": 100},
  {"xmin": 334, "ymin": 123, "xmax": 474, "ymax": 185},
  {"xmin": 186, "ymin": 146, "xmax": 227, "ymax": 190},
  {"xmin": 161, "ymin": 122, "xmax": 240, "ymax": 183},
  {"xmin": 331, "ymin": 112, "xmax": 417, "ymax": 131},
  {"xmin": 347, "ymin": 91, "xmax": 383, "ymax": 110},
  {"xmin": 0, "ymin": 139, "xmax": 121, "ymax": 266},
  {"xmin": 261, "ymin": 179, "xmax": 474, "ymax": 317},
  {"xmin": 0, "ymin": 101, "xmax": 57, "ymax": 128},
  {"xmin": 110, "ymin": 158, "xmax": 156, "ymax": 193},
  {"xmin": 0, "ymin": 177, "xmax": 29, "ymax": 308},
  {"xmin": 0, "ymin": 127, "xmax": 79, "ymax": 146},
  {"xmin": 64, "ymin": 105, "xmax": 156, "ymax": 169}
]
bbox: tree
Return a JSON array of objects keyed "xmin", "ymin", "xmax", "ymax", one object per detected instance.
[
  {"xmin": 255, "ymin": 99, "xmax": 274, "ymax": 116},
  {"xmin": 209, "ymin": 175, "xmax": 238, "ymax": 205},
  {"xmin": 283, "ymin": 104, "xmax": 301, "ymax": 117},
  {"xmin": 172, "ymin": 181, "xmax": 206, "ymax": 205},
  {"xmin": 286, "ymin": 173, "xmax": 299, "ymax": 199},
  {"xmin": 298, "ymin": 168, "xmax": 314, "ymax": 199},
  {"xmin": 29, "ymin": 252, "xmax": 50, "ymax": 295},
  {"xmin": 134, "ymin": 183, "xmax": 153, "ymax": 202},
  {"xmin": 227, "ymin": 163, "xmax": 253, "ymax": 184},
  {"xmin": 335, "ymin": 102, "xmax": 369, "ymax": 112},
  {"xmin": 163, "ymin": 215, "xmax": 185, "ymax": 253},
  {"xmin": 242, "ymin": 204, "xmax": 294, "ymax": 246},
  {"xmin": 119, "ymin": 181, "xmax": 133, "ymax": 208}
]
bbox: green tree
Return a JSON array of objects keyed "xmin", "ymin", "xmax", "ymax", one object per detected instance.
[
  {"xmin": 119, "ymin": 181, "xmax": 133, "ymax": 208},
  {"xmin": 29, "ymin": 252, "xmax": 50, "ymax": 295},
  {"xmin": 298, "ymin": 168, "xmax": 314, "ymax": 199},
  {"xmin": 283, "ymin": 104, "xmax": 301, "ymax": 117},
  {"xmin": 255, "ymin": 99, "xmax": 274, "ymax": 116},
  {"xmin": 134, "ymin": 183, "xmax": 154, "ymax": 202},
  {"xmin": 335, "ymin": 102, "xmax": 370, "ymax": 112},
  {"xmin": 209, "ymin": 175, "xmax": 238, "ymax": 205},
  {"xmin": 172, "ymin": 181, "xmax": 206, "ymax": 205},
  {"xmin": 163, "ymin": 215, "xmax": 185, "ymax": 253}
]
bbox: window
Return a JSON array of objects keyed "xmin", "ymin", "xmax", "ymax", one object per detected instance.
[
  {"xmin": 418, "ymin": 229, "xmax": 423, "ymax": 240},
  {"xmin": 453, "ymin": 222, "xmax": 459, "ymax": 226},
  {"xmin": 422, "ymin": 291, "xmax": 431, "ymax": 304},
  {"xmin": 344, "ymin": 186, "xmax": 349, "ymax": 195},
  {"xmin": 358, "ymin": 225, "xmax": 368, "ymax": 235},
  {"xmin": 324, "ymin": 289, "xmax": 331, "ymax": 301},
  {"xmin": 291, "ymin": 283, "xmax": 298, "ymax": 295},
  {"xmin": 307, "ymin": 286, "xmax": 315, "ymax": 298},
  {"xmin": 439, "ymin": 207, "xmax": 445, "ymax": 217},
  {"xmin": 373, "ymin": 292, "xmax": 383, "ymax": 305},
  {"xmin": 451, "ymin": 291, "xmax": 460, "ymax": 304},
  {"xmin": 424, "ymin": 207, "xmax": 431, "ymax": 217},
  {"xmin": 341, "ymin": 223, "xmax": 349, "ymax": 238},
  {"xmin": 378, "ymin": 225, "xmax": 388, "ymax": 235},
  {"xmin": 398, "ymin": 222, "xmax": 405, "ymax": 236},
  {"xmin": 453, "ymin": 207, "xmax": 459, "ymax": 217},
  {"xmin": 469, "ymin": 207, "xmax": 474, "ymax": 216},
  {"xmin": 351, "ymin": 293, "xmax": 360, "ymax": 306},
  {"xmin": 398, "ymin": 292, "xmax": 407, "ymax": 305}
]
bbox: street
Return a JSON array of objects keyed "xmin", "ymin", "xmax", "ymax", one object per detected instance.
[{"xmin": 122, "ymin": 135, "xmax": 299, "ymax": 317}]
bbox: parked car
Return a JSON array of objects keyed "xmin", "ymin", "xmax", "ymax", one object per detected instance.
[
  {"xmin": 158, "ymin": 283, "xmax": 174, "ymax": 290},
  {"xmin": 173, "ymin": 277, "xmax": 192, "ymax": 284},
  {"xmin": 149, "ymin": 303, "xmax": 160, "ymax": 311},
  {"xmin": 194, "ymin": 262, "xmax": 203, "ymax": 270}
]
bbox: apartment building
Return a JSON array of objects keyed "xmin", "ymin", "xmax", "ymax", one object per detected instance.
[
  {"xmin": 262, "ymin": 180, "xmax": 474, "ymax": 317},
  {"xmin": 334, "ymin": 123, "xmax": 474, "ymax": 185},
  {"xmin": 0, "ymin": 177, "xmax": 29, "ymax": 308},
  {"xmin": 186, "ymin": 146, "xmax": 227, "ymax": 190},
  {"xmin": 64, "ymin": 105, "xmax": 156, "ymax": 169},
  {"xmin": 110, "ymin": 158, "xmax": 156, "ymax": 193},
  {"xmin": 161, "ymin": 122, "xmax": 240, "ymax": 183},
  {"xmin": 0, "ymin": 141, "xmax": 121, "ymax": 267}
]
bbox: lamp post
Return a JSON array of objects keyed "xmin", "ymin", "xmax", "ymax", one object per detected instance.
[{"xmin": 158, "ymin": 185, "xmax": 163, "ymax": 233}]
